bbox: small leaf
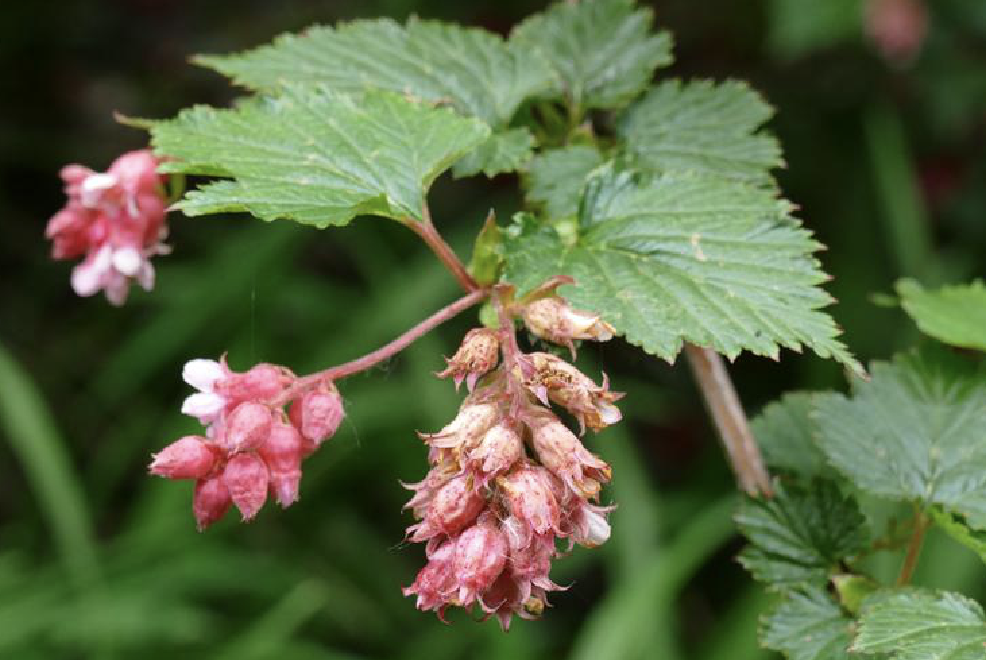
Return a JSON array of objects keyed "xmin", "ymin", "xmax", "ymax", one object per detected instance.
[
  {"xmin": 752, "ymin": 391, "xmax": 835, "ymax": 480},
  {"xmin": 831, "ymin": 574, "xmax": 879, "ymax": 616},
  {"xmin": 196, "ymin": 18, "xmax": 553, "ymax": 127},
  {"xmin": 522, "ymin": 144, "xmax": 604, "ymax": 219},
  {"xmin": 617, "ymin": 79, "xmax": 783, "ymax": 185},
  {"xmin": 853, "ymin": 588, "xmax": 986, "ymax": 659},
  {"xmin": 468, "ymin": 212, "xmax": 503, "ymax": 286},
  {"xmin": 814, "ymin": 350, "xmax": 986, "ymax": 529},
  {"xmin": 928, "ymin": 507, "xmax": 986, "ymax": 565},
  {"xmin": 511, "ymin": 0, "xmax": 673, "ymax": 112},
  {"xmin": 150, "ymin": 86, "xmax": 490, "ymax": 226},
  {"xmin": 897, "ymin": 279, "xmax": 986, "ymax": 351},
  {"xmin": 736, "ymin": 480, "xmax": 868, "ymax": 589},
  {"xmin": 451, "ymin": 127, "xmax": 536, "ymax": 178},
  {"xmin": 502, "ymin": 164, "xmax": 860, "ymax": 372},
  {"xmin": 761, "ymin": 587, "xmax": 855, "ymax": 660}
]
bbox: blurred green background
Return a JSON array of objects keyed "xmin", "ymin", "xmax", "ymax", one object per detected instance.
[{"xmin": 0, "ymin": 1, "xmax": 984, "ymax": 658}]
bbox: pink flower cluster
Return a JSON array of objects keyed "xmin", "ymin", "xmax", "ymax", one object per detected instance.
[
  {"xmin": 46, "ymin": 150, "xmax": 169, "ymax": 305},
  {"xmin": 150, "ymin": 357, "xmax": 344, "ymax": 530},
  {"xmin": 403, "ymin": 295, "xmax": 620, "ymax": 629}
]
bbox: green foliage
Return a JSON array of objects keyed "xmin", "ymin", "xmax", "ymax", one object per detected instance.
[
  {"xmin": 897, "ymin": 279, "xmax": 986, "ymax": 351},
  {"xmin": 760, "ymin": 587, "xmax": 855, "ymax": 660},
  {"xmin": 814, "ymin": 351, "xmax": 986, "ymax": 528},
  {"xmin": 750, "ymin": 392, "xmax": 834, "ymax": 479},
  {"xmin": 617, "ymin": 80, "xmax": 783, "ymax": 185},
  {"xmin": 511, "ymin": 0, "xmax": 673, "ymax": 113},
  {"xmin": 853, "ymin": 589, "xmax": 986, "ymax": 659},
  {"xmin": 736, "ymin": 480, "xmax": 867, "ymax": 588},
  {"xmin": 522, "ymin": 144, "xmax": 604, "ymax": 219},
  {"xmin": 451, "ymin": 127, "xmax": 536, "ymax": 178},
  {"xmin": 150, "ymin": 86, "xmax": 489, "ymax": 226},
  {"xmin": 504, "ymin": 164, "xmax": 859, "ymax": 370}
]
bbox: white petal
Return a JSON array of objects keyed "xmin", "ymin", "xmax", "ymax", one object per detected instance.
[
  {"xmin": 80, "ymin": 173, "xmax": 118, "ymax": 207},
  {"xmin": 181, "ymin": 392, "xmax": 224, "ymax": 421},
  {"xmin": 103, "ymin": 271, "xmax": 130, "ymax": 306},
  {"xmin": 136, "ymin": 261, "xmax": 155, "ymax": 291},
  {"xmin": 182, "ymin": 359, "xmax": 225, "ymax": 391},
  {"xmin": 112, "ymin": 246, "xmax": 142, "ymax": 276},
  {"xmin": 583, "ymin": 508, "xmax": 611, "ymax": 546},
  {"xmin": 70, "ymin": 245, "xmax": 112, "ymax": 296}
]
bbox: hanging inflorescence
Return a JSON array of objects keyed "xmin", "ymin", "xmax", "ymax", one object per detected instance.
[{"xmin": 402, "ymin": 287, "xmax": 621, "ymax": 629}]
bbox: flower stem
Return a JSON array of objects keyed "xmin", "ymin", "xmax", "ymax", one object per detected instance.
[
  {"xmin": 684, "ymin": 344, "xmax": 772, "ymax": 498},
  {"xmin": 405, "ymin": 206, "xmax": 478, "ymax": 293},
  {"xmin": 274, "ymin": 288, "xmax": 489, "ymax": 404},
  {"xmin": 897, "ymin": 506, "xmax": 929, "ymax": 586}
]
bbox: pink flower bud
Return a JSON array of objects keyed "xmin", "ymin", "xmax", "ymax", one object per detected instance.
[
  {"xmin": 223, "ymin": 402, "xmax": 273, "ymax": 453},
  {"xmin": 564, "ymin": 501, "xmax": 614, "ymax": 548},
  {"xmin": 436, "ymin": 328, "xmax": 500, "ymax": 391},
  {"xmin": 193, "ymin": 474, "xmax": 232, "ymax": 531},
  {"xmin": 465, "ymin": 422, "xmax": 524, "ymax": 484},
  {"xmin": 401, "ymin": 455, "xmax": 460, "ymax": 519},
  {"xmin": 418, "ymin": 403, "xmax": 498, "ymax": 453},
  {"xmin": 288, "ymin": 384, "xmax": 344, "ymax": 451},
  {"xmin": 530, "ymin": 416, "xmax": 611, "ymax": 499},
  {"xmin": 521, "ymin": 296, "xmax": 614, "ymax": 354},
  {"xmin": 259, "ymin": 421, "xmax": 304, "ymax": 507},
  {"xmin": 408, "ymin": 473, "xmax": 486, "ymax": 543},
  {"xmin": 403, "ymin": 538, "xmax": 456, "ymax": 615},
  {"xmin": 223, "ymin": 453, "xmax": 269, "ymax": 521},
  {"xmin": 451, "ymin": 513, "xmax": 508, "ymax": 606},
  {"xmin": 527, "ymin": 353, "xmax": 623, "ymax": 432},
  {"xmin": 497, "ymin": 466, "xmax": 563, "ymax": 546},
  {"xmin": 149, "ymin": 435, "xmax": 216, "ymax": 480},
  {"xmin": 216, "ymin": 363, "xmax": 293, "ymax": 403}
]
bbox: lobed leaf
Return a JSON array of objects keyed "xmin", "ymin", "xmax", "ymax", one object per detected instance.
[
  {"xmin": 751, "ymin": 391, "xmax": 835, "ymax": 480},
  {"xmin": 853, "ymin": 589, "xmax": 986, "ymax": 659},
  {"xmin": 761, "ymin": 587, "xmax": 855, "ymax": 660},
  {"xmin": 522, "ymin": 144, "xmax": 604, "ymax": 219},
  {"xmin": 502, "ymin": 164, "xmax": 860, "ymax": 371},
  {"xmin": 617, "ymin": 79, "xmax": 783, "ymax": 185},
  {"xmin": 896, "ymin": 279, "xmax": 986, "ymax": 351},
  {"xmin": 196, "ymin": 18, "xmax": 554, "ymax": 128},
  {"xmin": 451, "ymin": 127, "xmax": 536, "ymax": 178},
  {"xmin": 511, "ymin": 0, "xmax": 673, "ymax": 112},
  {"xmin": 736, "ymin": 480, "xmax": 868, "ymax": 589},
  {"xmin": 150, "ymin": 86, "xmax": 490, "ymax": 226},
  {"xmin": 814, "ymin": 350, "xmax": 986, "ymax": 529}
]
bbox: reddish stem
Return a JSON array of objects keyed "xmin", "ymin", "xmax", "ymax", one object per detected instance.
[
  {"xmin": 405, "ymin": 209, "xmax": 478, "ymax": 293},
  {"xmin": 684, "ymin": 344, "xmax": 772, "ymax": 498},
  {"xmin": 274, "ymin": 288, "xmax": 489, "ymax": 405},
  {"xmin": 896, "ymin": 507, "xmax": 929, "ymax": 586}
]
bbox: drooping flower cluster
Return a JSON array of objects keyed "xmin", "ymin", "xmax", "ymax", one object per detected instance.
[
  {"xmin": 403, "ymin": 293, "xmax": 621, "ymax": 629},
  {"xmin": 150, "ymin": 357, "xmax": 344, "ymax": 530},
  {"xmin": 46, "ymin": 150, "xmax": 169, "ymax": 305}
]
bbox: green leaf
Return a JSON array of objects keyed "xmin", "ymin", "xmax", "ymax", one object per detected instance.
[
  {"xmin": 451, "ymin": 127, "xmax": 535, "ymax": 178},
  {"xmin": 617, "ymin": 79, "xmax": 784, "ymax": 185},
  {"xmin": 736, "ymin": 480, "xmax": 868, "ymax": 588},
  {"xmin": 511, "ymin": 0, "xmax": 672, "ymax": 112},
  {"xmin": 814, "ymin": 350, "xmax": 986, "ymax": 529},
  {"xmin": 502, "ymin": 165, "xmax": 860, "ymax": 370},
  {"xmin": 196, "ymin": 17, "xmax": 553, "ymax": 128},
  {"xmin": 853, "ymin": 589, "xmax": 986, "ymax": 659},
  {"xmin": 468, "ymin": 212, "xmax": 503, "ymax": 286},
  {"xmin": 752, "ymin": 392, "xmax": 834, "ymax": 479},
  {"xmin": 928, "ymin": 507, "xmax": 986, "ymax": 564},
  {"xmin": 897, "ymin": 279, "xmax": 986, "ymax": 351},
  {"xmin": 761, "ymin": 587, "xmax": 855, "ymax": 660},
  {"xmin": 522, "ymin": 144, "xmax": 604, "ymax": 219},
  {"xmin": 150, "ymin": 86, "xmax": 490, "ymax": 226}
]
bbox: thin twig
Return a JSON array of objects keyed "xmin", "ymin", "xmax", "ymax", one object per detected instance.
[
  {"xmin": 405, "ymin": 207, "xmax": 478, "ymax": 292},
  {"xmin": 273, "ymin": 288, "xmax": 489, "ymax": 404},
  {"xmin": 896, "ymin": 506, "xmax": 929, "ymax": 586},
  {"xmin": 684, "ymin": 344, "xmax": 772, "ymax": 498}
]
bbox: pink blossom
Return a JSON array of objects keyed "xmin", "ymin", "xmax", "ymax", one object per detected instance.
[
  {"xmin": 222, "ymin": 402, "xmax": 273, "ymax": 453},
  {"xmin": 436, "ymin": 328, "xmax": 500, "ymax": 391},
  {"xmin": 223, "ymin": 453, "xmax": 269, "ymax": 521},
  {"xmin": 497, "ymin": 465, "xmax": 563, "ymax": 546},
  {"xmin": 418, "ymin": 402, "xmax": 499, "ymax": 454},
  {"xmin": 529, "ymin": 416, "xmax": 611, "ymax": 499},
  {"xmin": 193, "ymin": 474, "xmax": 232, "ymax": 532},
  {"xmin": 464, "ymin": 422, "xmax": 524, "ymax": 485},
  {"xmin": 215, "ymin": 362, "xmax": 294, "ymax": 404},
  {"xmin": 288, "ymin": 384, "xmax": 344, "ymax": 452},
  {"xmin": 403, "ymin": 538, "xmax": 457, "ymax": 616},
  {"xmin": 407, "ymin": 473, "xmax": 486, "ymax": 543},
  {"xmin": 259, "ymin": 421, "xmax": 305, "ymax": 507},
  {"xmin": 450, "ymin": 513, "xmax": 508, "ymax": 606},
  {"xmin": 564, "ymin": 501, "xmax": 614, "ymax": 549},
  {"xmin": 47, "ymin": 149, "xmax": 169, "ymax": 305},
  {"xmin": 149, "ymin": 435, "xmax": 216, "ymax": 479}
]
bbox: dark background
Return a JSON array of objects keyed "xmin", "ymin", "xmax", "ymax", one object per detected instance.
[{"xmin": 0, "ymin": 1, "xmax": 984, "ymax": 658}]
